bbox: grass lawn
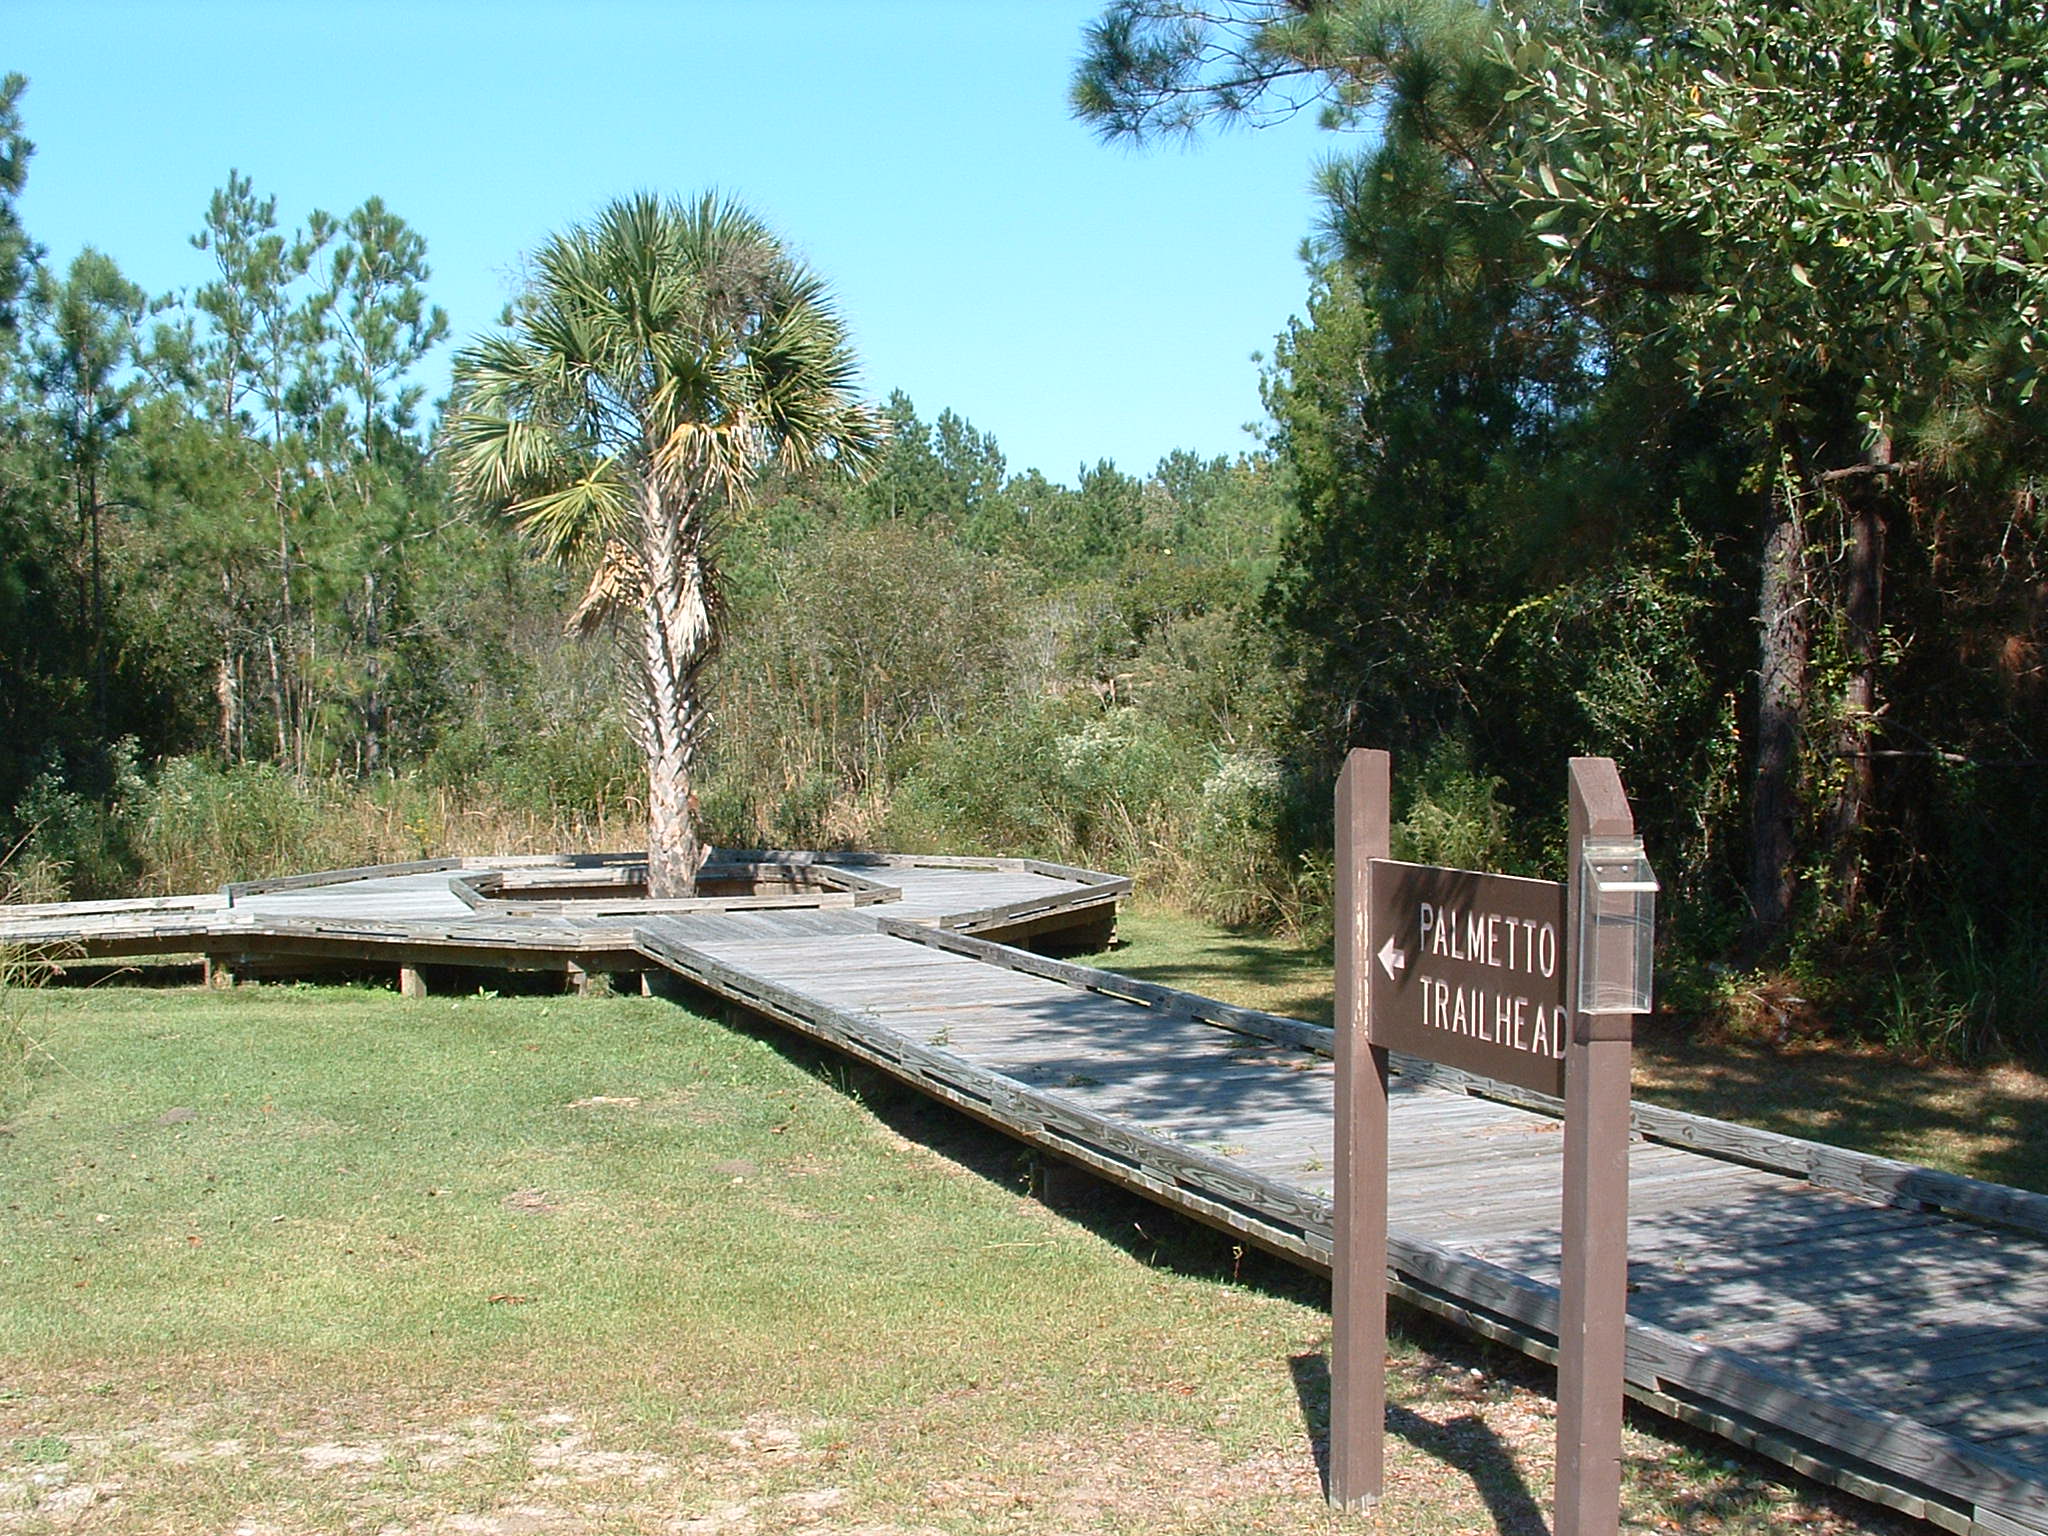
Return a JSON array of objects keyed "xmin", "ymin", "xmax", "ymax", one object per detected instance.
[
  {"xmin": 0, "ymin": 969, "xmax": 1919, "ymax": 1534},
  {"xmin": 1093, "ymin": 905, "xmax": 2048, "ymax": 1196}
]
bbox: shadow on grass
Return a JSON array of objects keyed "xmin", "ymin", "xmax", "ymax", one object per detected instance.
[
  {"xmin": 1288, "ymin": 1350, "xmax": 1550, "ymax": 1533},
  {"xmin": 1635, "ymin": 1021, "xmax": 2048, "ymax": 1195}
]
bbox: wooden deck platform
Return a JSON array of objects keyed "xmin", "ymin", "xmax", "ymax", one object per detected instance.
[{"xmin": 4, "ymin": 853, "xmax": 2045, "ymax": 1535}]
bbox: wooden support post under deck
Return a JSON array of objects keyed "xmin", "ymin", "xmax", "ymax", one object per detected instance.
[
  {"xmin": 398, "ymin": 964, "xmax": 427, "ymax": 1000},
  {"xmin": 566, "ymin": 963, "xmax": 592, "ymax": 998},
  {"xmin": 1330, "ymin": 749, "xmax": 1391, "ymax": 1510},
  {"xmin": 204, "ymin": 955, "xmax": 234, "ymax": 989}
]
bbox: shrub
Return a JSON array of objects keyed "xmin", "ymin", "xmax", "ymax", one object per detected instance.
[
  {"xmin": 1391, "ymin": 736, "xmax": 1521, "ymax": 875},
  {"xmin": 9, "ymin": 741, "xmax": 146, "ymax": 901}
]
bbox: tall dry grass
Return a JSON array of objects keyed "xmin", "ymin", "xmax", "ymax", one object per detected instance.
[
  {"xmin": 0, "ymin": 759, "xmax": 646, "ymax": 902},
  {"xmin": 125, "ymin": 762, "xmax": 647, "ymax": 894}
]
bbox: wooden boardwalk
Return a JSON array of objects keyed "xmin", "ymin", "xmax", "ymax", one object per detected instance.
[{"xmin": 5, "ymin": 853, "xmax": 2046, "ymax": 1535}]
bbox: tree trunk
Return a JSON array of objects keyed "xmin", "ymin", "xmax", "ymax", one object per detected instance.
[
  {"xmin": 217, "ymin": 568, "xmax": 240, "ymax": 761},
  {"xmin": 216, "ymin": 651, "xmax": 238, "ymax": 759},
  {"xmin": 1748, "ymin": 468, "xmax": 1810, "ymax": 951},
  {"xmin": 636, "ymin": 488, "xmax": 716, "ymax": 899},
  {"xmin": 1825, "ymin": 482, "xmax": 1888, "ymax": 918},
  {"xmin": 643, "ymin": 726, "xmax": 699, "ymax": 899},
  {"xmin": 267, "ymin": 630, "xmax": 289, "ymax": 764},
  {"xmin": 274, "ymin": 449, "xmax": 296, "ymax": 771},
  {"xmin": 88, "ymin": 490, "xmax": 105, "ymax": 741},
  {"xmin": 363, "ymin": 569, "xmax": 383, "ymax": 776}
]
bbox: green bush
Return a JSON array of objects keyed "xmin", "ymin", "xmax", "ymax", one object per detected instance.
[
  {"xmin": 130, "ymin": 757, "xmax": 329, "ymax": 890},
  {"xmin": 426, "ymin": 716, "xmax": 641, "ymax": 823},
  {"xmin": 1185, "ymin": 752, "xmax": 1295, "ymax": 927},
  {"xmin": 1876, "ymin": 910, "xmax": 2048, "ymax": 1063},
  {"xmin": 9, "ymin": 741, "xmax": 146, "ymax": 901},
  {"xmin": 1391, "ymin": 736, "xmax": 1521, "ymax": 875},
  {"xmin": 882, "ymin": 700, "xmax": 1201, "ymax": 871}
]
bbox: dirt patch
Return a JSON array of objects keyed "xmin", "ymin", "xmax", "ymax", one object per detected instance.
[
  {"xmin": 0, "ymin": 1472, "xmax": 121, "ymax": 1528},
  {"xmin": 158, "ymin": 1437, "xmax": 249, "ymax": 1466},
  {"xmin": 528, "ymin": 1432, "xmax": 672, "ymax": 1486},
  {"xmin": 299, "ymin": 1440, "xmax": 389, "ymax": 1472},
  {"xmin": 1000, "ymin": 1424, "xmax": 1320, "ymax": 1527},
  {"xmin": 406, "ymin": 1428, "xmax": 504, "ymax": 1470},
  {"xmin": 427, "ymin": 1508, "xmax": 571, "ymax": 1536},
  {"xmin": 713, "ymin": 1414, "xmax": 817, "ymax": 1457},
  {"xmin": 672, "ymin": 1504, "xmax": 758, "ymax": 1534},
  {"xmin": 0, "ymin": 1372, "xmax": 1921, "ymax": 1536},
  {"xmin": 672, "ymin": 1502, "xmax": 935, "ymax": 1536}
]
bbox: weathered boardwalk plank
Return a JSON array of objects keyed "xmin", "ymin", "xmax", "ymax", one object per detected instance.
[
  {"xmin": 5, "ymin": 851, "xmax": 2047, "ymax": 1535},
  {"xmin": 633, "ymin": 887, "xmax": 2048, "ymax": 1536}
]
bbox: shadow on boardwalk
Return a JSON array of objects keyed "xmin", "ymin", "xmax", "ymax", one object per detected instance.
[{"xmin": 1464, "ymin": 1177, "xmax": 2048, "ymax": 1470}]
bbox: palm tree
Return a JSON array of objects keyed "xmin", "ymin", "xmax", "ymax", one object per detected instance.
[{"xmin": 447, "ymin": 193, "xmax": 880, "ymax": 895}]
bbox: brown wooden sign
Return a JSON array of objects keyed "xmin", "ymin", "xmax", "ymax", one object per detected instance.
[
  {"xmin": 1334, "ymin": 757, "xmax": 1646, "ymax": 1533},
  {"xmin": 1367, "ymin": 859, "xmax": 1569, "ymax": 1096}
]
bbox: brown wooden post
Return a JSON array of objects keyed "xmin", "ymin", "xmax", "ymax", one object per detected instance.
[
  {"xmin": 1330, "ymin": 749, "xmax": 1391, "ymax": 1510},
  {"xmin": 1556, "ymin": 757, "xmax": 1637, "ymax": 1536},
  {"xmin": 399, "ymin": 964, "xmax": 427, "ymax": 1000}
]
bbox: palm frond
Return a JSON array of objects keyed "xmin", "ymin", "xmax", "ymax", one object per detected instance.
[
  {"xmin": 566, "ymin": 537, "xmax": 647, "ymax": 637},
  {"xmin": 447, "ymin": 188, "xmax": 876, "ymax": 572},
  {"xmin": 509, "ymin": 466, "xmax": 633, "ymax": 564}
]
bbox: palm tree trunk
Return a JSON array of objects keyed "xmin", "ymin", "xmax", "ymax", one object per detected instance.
[
  {"xmin": 643, "ymin": 714, "xmax": 699, "ymax": 898},
  {"xmin": 637, "ymin": 489, "xmax": 715, "ymax": 898}
]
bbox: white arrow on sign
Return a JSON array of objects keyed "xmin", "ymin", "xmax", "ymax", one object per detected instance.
[{"xmin": 1377, "ymin": 934, "xmax": 1408, "ymax": 981}]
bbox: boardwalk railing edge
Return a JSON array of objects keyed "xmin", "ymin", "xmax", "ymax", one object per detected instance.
[
  {"xmin": 6, "ymin": 911, "xmax": 643, "ymax": 969},
  {"xmin": 633, "ymin": 914, "xmax": 2048, "ymax": 1536},
  {"xmin": 725, "ymin": 848, "xmax": 1127, "ymax": 886},
  {"xmin": 222, "ymin": 851, "xmax": 647, "ymax": 903},
  {"xmin": 1382, "ymin": 1055, "xmax": 2048, "ymax": 1246},
  {"xmin": 1388, "ymin": 1231, "xmax": 2048, "ymax": 1534},
  {"xmin": 875, "ymin": 916, "xmax": 2048, "ymax": 1248},
  {"xmin": 632, "ymin": 918, "xmax": 1332, "ymax": 1251},
  {"xmin": 933, "ymin": 881, "xmax": 1133, "ymax": 936},
  {"xmin": 718, "ymin": 848, "xmax": 1008, "ymax": 871},
  {"xmin": 224, "ymin": 857, "xmax": 464, "ymax": 902},
  {"xmin": 448, "ymin": 861, "xmax": 897, "ymax": 916},
  {"xmin": 0, "ymin": 891, "xmax": 228, "ymax": 920}
]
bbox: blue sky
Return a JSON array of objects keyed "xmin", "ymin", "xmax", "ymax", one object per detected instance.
[{"xmin": 9, "ymin": 1, "xmax": 1347, "ymax": 483}]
